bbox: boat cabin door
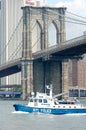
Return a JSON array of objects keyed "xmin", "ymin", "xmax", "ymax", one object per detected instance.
[{"xmin": 34, "ymin": 99, "xmax": 38, "ymax": 106}]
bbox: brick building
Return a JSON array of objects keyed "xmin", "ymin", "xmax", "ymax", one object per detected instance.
[
  {"xmin": 68, "ymin": 60, "xmax": 86, "ymax": 98},
  {"xmin": 77, "ymin": 61, "xmax": 86, "ymax": 89}
]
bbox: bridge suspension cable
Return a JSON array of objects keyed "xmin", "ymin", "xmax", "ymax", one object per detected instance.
[
  {"xmin": 8, "ymin": 40, "xmax": 22, "ymax": 61},
  {"xmin": 0, "ymin": 16, "xmax": 23, "ymax": 64},
  {"xmin": 25, "ymin": 8, "xmax": 86, "ymax": 52},
  {"xmin": 29, "ymin": 8, "xmax": 86, "ymax": 26},
  {"xmin": 4, "ymin": 16, "xmax": 41, "ymax": 62},
  {"xmin": 66, "ymin": 11, "xmax": 86, "ymax": 20},
  {"xmin": 1, "ymin": 7, "xmax": 86, "ymax": 65},
  {"xmin": 46, "ymin": 8, "xmax": 86, "ymax": 25}
]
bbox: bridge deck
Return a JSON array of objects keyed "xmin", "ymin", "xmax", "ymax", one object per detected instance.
[
  {"xmin": 0, "ymin": 35, "xmax": 86, "ymax": 77},
  {"xmin": 33, "ymin": 35, "xmax": 86, "ymax": 59}
]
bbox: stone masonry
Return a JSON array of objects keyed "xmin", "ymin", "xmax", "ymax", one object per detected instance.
[{"xmin": 21, "ymin": 6, "xmax": 67, "ymax": 100}]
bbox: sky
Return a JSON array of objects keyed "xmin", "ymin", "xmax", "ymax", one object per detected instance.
[
  {"xmin": 44, "ymin": 0, "xmax": 86, "ymax": 16},
  {"xmin": 42, "ymin": 0, "xmax": 86, "ymax": 59},
  {"xmin": 41, "ymin": 0, "xmax": 86, "ymax": 40}
]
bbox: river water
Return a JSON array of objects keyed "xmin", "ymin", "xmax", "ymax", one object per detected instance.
[{"xmin": 0, "ymin": 100, "xmax": 86, "ymax": 130}]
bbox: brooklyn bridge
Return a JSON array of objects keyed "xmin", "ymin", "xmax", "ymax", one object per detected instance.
[{"xmin": 0, "ymin": 6, "xmax": 86, "ymax": 100}]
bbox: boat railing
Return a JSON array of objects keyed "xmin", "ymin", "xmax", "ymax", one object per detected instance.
[{"xmin": 53, "ymin": 92, "xmax": 68, "ymax": 99}]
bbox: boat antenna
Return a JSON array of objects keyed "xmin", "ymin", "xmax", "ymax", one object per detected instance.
[{"xmin": 50, "ymin": 84, "xmax": 53, "ymax": 97}]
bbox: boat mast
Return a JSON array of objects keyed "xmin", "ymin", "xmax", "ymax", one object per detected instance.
[
  {"xmin": 46, "ymin": 84, "xmax": 53, "ymax": 97},
  {"xmin": 50, "ymin": 84, "xmax": 53, "ymax": 97}
]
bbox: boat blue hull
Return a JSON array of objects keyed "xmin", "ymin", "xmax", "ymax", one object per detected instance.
[{"xmin": 13, "ymin": 104, "xmax": 86, "ymax": 115}]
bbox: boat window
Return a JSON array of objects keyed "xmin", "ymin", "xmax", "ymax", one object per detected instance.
[
  {"xmin": 34, "ymin": 99, "xmax": 38, "ymax": 102},
  {"xmin": 43, "ymin": 99, "xmax": 47, "ymax": 103},
  {"xmin": 30, "ymin": 99, "xmax": 33, "ymax": 102},
  {"xmin": 74, "ymin": 106, "xmax": 76, "ymax": 108},
  {"xmin": 69, "ymin": 106, "xmax": 71, "ymax": 108},
  {"xmin": 39, "ymin": 99, "xmax": 42, "ymax": 103},
  {"xmin": 63, "ymin": 106, "xmax": 65, "ymax": 108},
  {"xmin": 54, "ymin": 101, "xmax": 57, "ymax": 105},
  {"xmin": 58, "ymin": 106, "xmax": 60, "ymax": 108}
]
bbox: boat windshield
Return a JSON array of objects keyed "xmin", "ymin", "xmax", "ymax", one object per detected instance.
[
  {"xmin": 58, "ymin": 100, "xmax": 75, "ymax": 104},
  {"xmin": 39, "ymin": 99, "xmax": 42, "ymax": 103},
  {"xmin": 29, "ymin": 98, "xmax": 48, "ymax": 104},
  {"xmin": 43, "ymin": 99, "xmax": 48, "ymax": 103},
  {"xmin": 30, "ymin": 98, "xmax": 34, "ymax": 102}
]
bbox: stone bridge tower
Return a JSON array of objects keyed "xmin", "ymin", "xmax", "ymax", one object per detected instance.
[{"xmin": 21, "ymin": 6, "xmax": 67, "ymax": 100}]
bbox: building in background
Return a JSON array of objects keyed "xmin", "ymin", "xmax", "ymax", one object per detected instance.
[
  {"xmin": 69, "ymin": 60, "xmax": 86, "ymax": 98},
  {"xmin": 0, "ymin": 0, "xmax": 23, "ymax": 85},
  {"xmin": 0, "ymin": 0, "xmax": 42, "ymax": 86}
]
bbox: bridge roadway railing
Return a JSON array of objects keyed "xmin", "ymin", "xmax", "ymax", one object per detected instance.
[{"xmin": 33, "ymin": 35, "xmax": 86, "ymax": 59}]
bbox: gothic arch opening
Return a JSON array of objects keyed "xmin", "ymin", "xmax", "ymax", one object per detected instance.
[
  {"xmin": 48, "ymin": 22, "xmax": 58, "ymax": 47},
  {"xmin": 32, "ymin": 21, "xmax": 42, "ymax": 52}
]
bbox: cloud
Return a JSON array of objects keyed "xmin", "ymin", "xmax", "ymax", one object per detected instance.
[{"xmin": 55, "ymin": 0, "xmax": 86, "ymax": 16}]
